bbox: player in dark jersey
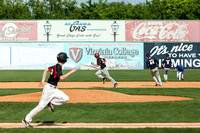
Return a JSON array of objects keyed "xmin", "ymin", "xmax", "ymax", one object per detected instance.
[
  {"xmin": 175, "ymin": 65, "xmax": 184, "ymax": 81},
  {"xmin": 22, "ymin": 52, "xmax": 77, "ymax": 127},
  {"xmin": 91, "ymin": 53, "xmax": 118, "ymax": 88},
  {"xmin": 146, "ymin": 54, "xmax": 162, "ymax": 86},
  {"xmin": 162, "ymin": 54, "xmax": 172, "ymax": 82}
]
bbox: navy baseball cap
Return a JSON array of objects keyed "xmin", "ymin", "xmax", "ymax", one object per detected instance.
[{"xmin": 146, "ymin": 54, "xmax": 151, "ymax": 57}]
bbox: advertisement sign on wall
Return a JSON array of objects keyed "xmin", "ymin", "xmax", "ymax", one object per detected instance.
[
  {"xmin": 126, "ymin": 21, "xmax": 200, "ymax": 42},
  {"xmin": 38, "ymin": 20, "xmax": 125, "ymax": 42},
  {"xmin": 64, "ymin": 42, "xmax": 144, "ymax": 70},
  {"xmin": 0, "ymin": 43, "xmax": 63, "ymax": 69},
  {"xmin": 1, "ymin": 20, "xmax": 200, "ymax": 42},
  {"xmin": 0, "ymin": 42, "xmax": 143, "ymax": 70},
  {"xmin": 0, "ymin": 21, "xmax": 37, "ymax": 42},
  {"xmin": 144, "ymin": 42, "xmax": 200, "ymax": 69}
]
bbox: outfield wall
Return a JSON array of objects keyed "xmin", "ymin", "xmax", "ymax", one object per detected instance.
[
  {"xmin": 0, "ymin": 20, "xmax": 199, "ymax": 70},
  {"xmin": 0, "ymin": 42, "xmax": 143, "ymax": 70},
  {"xmin": 0, "ymin": 20, "xmax": 200, "ymax": 42},
  {"xmin": 0, "ymin": 42, "xmax": 199, "ymax": 70}
]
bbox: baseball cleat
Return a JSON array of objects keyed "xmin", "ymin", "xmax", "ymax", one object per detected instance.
[
  {"xmin": 22, "ymin": 119, "xmax": 33, "ymax": 128},
  {"xmin": 47, "ymin": 102, "xmax": 55, "ymax": 112},
  {"xmin": 155, "ymin": 84, "xmax": 159, "ymax": 86},
  {"xmin": 103, "ymin": 78, "xmax": 107, "ymax": 84},
  {"xmin": 113, "ymin": 83, "xmax": 118, "ymax": 88}
]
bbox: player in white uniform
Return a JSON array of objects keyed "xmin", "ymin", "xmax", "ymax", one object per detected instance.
[
  {"xmin": 22, "ymin": 52, "xmax": 77, "ymax": 127},
  {"xmin": 91, "ymin": 53, "xmax": 118, "ymax": 88}
]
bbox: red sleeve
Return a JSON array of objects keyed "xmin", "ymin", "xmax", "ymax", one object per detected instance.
[{"xmin": 48, "ymin": 67, "xmax": 53, "ymax": 72}]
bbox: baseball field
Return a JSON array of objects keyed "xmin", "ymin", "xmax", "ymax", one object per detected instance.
[{"xmin": 0, "ymin": 69, "xmax": 200, "ymax": 133}]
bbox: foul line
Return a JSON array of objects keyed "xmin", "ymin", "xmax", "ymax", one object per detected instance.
[{"xmin": 1, "ymin": 123, "xmax": 200, "ymax": 128}]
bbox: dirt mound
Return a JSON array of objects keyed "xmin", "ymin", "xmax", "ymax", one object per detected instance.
[{"xmin": 0, "ymin": 89, "xmax": 192, "ymax": 103}]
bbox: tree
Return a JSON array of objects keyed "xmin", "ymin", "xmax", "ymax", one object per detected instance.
[{"xmin": 0, "ymin": 0, "xmax": 199, "ymax": 20}]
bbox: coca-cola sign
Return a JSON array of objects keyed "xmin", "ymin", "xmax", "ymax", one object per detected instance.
[{"xmin": 126, "ymin": 21, "xmax": 200, "ymax": 42}]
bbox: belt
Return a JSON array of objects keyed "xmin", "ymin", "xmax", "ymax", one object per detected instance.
[{"xmin": 49, "ymin": 84, "xmax": 57, "ymax": 88}]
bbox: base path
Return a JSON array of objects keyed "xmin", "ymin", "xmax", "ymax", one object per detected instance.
[
  {"xmin": 1, "ymin": 123, "xmax": 200, "ymax": 128},
  {"xmin": 0, "ymin": 81, "xmax": 199, "ymax": 89}
]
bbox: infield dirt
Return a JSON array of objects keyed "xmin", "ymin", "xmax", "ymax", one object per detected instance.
[
  {"xmin": 0, "ymin": 81, "xmax": 196, "ymax": 103},
  {"xmin": 0, "ymin": 81, "xmax": 199, "ymax": 89},
  {"xmin": 0, "ymin": 81, "xmax": 198, "ymax": 128}
]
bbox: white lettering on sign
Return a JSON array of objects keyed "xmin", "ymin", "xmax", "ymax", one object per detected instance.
[
  {"xmin": 179, "ymin": 53, "xmax": 196, "ymax": 58},
  {"xmin": 150, "ymin": 45, "xmax": 169, "ymax": 56},
  {"xmin": 150, "ymin": 43, "xmax": 193, "ymax": 56},
  {"xmin": 170, "ymin": 59, "xmax": 200, "ymax": 68},
  {"xmin": 0, "ymin": 23, "xmax": 32, "ymax": 38},
  {"xmin": 132, "ymin": 22, "xmax": 188, "ymax": 41},
  {"xmin": 171, "ymin": 43, "xmax": 193, "ymax": 52}
]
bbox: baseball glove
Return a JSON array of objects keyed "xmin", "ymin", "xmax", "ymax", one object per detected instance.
[{"xmin": 181, "ymin": 78, "xmax": 184, "ymax": 81}]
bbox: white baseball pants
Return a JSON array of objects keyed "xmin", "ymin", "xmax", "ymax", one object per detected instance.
[
  {"xmin": 163, "ymin": 68, "xmax": 170, "ymax": 82},
  {"xmin": 151, "ymin": 67, "xmax": 162, "ymax": 86},
  {"xmin": 95, "ymin": 67, "xmax": 117, "ymax": 84},
  {"xmin": 25, "ymin": 83, "xmax": 69, "ymax": 122},
  {"xmin": 177, "ymin": 71, "xmax": 182, "ymax": 81}
]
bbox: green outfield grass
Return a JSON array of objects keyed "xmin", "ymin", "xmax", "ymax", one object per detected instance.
[
  {"xmin": 0, "ymin": 70, "xmax": 199, "ymax": 132},
  {"xmin": 0, "ymin": 88, "xmax": 200, "ymax": 123},
  {"xmin": 0, "ymin": 69, "xmax": 199, "ymax": 82}
]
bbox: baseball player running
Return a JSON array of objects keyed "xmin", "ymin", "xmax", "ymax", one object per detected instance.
[
  {"xmin": 175, "ymin": 65, "xmax": 184, "ymax": 81},
  {"xmin": 22, "ymin": 52, "xmax": 77, "ymax": 127},
  {"xmin": 161, "ymin": 54, "xmax": 172, "ymax": 82},
  {"xmin": 91, "ymin": 53, "xmax": 118, "ymax": 88},
  {"xmin": 146, "ymin": 54, "xmax": 162, "ymax": 86}
]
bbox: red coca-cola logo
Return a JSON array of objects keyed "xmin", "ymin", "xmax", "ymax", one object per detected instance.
[
  {"xmin": 132, "ymin": 22, "xmax": 188, "ymax": 41},
  {"xmin": 125, "ymin": 21, "xmax": 195, "ymax": 42}
]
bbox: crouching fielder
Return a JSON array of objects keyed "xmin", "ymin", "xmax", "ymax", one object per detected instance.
[
  {"xmin": 175, "ymin": 65, "xmax": 184, "ymax": 81},
  {"xmin": 22, "ymin": 52, "xmax": 77, "ymax": 127},
  {"xmin": 146, "ymin": 54, "xmax": 162, "ymax": 86}
]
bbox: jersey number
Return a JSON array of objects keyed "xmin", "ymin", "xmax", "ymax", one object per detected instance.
[
  {"xmin": 166, "ymin": 60, "xmax": 170, "ymax": 65},
  {"xmin": 150, "ymin": 60, "xmax": 155, "ymax": 65}
]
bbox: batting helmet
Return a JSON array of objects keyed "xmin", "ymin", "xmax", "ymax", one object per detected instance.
[
  {"xmin": 94, "ymin": 53, "xmax": 99, "ymax": 58},
  {"xmin": 57, "ymin": 52, "xmax": 69, "ymax": 63}
]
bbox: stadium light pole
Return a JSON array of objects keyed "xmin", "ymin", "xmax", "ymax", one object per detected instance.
[
  {"xmin": 43, "ymin": 21, "xmax": 52, "ymax": 42},
  {"xmin": 111, "ymin": 21, "xmax": 119, "ymax": 42}
]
